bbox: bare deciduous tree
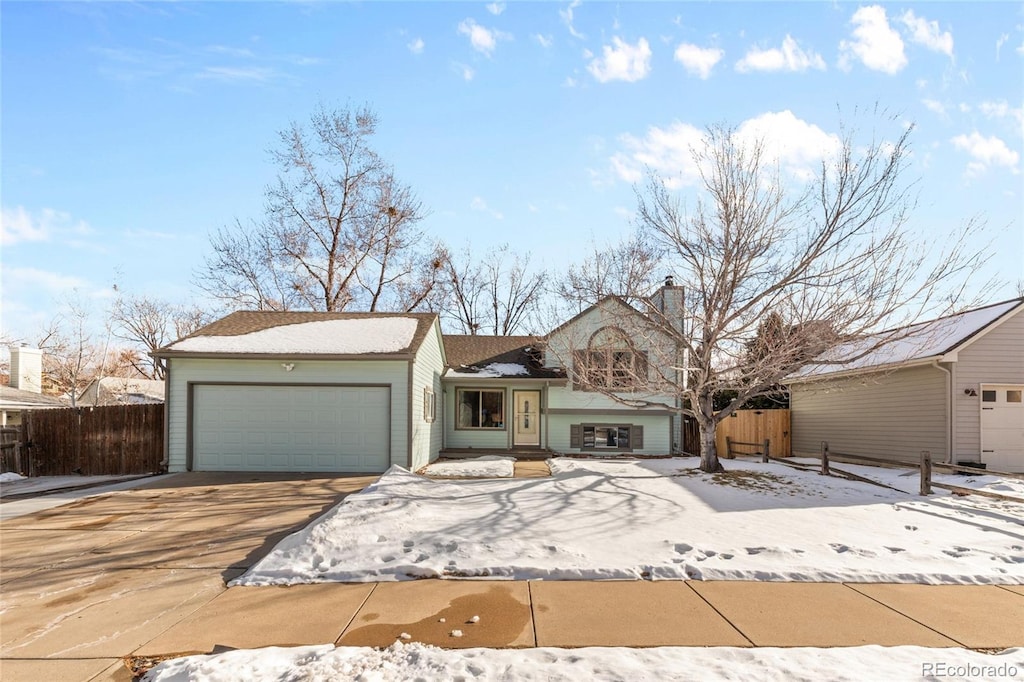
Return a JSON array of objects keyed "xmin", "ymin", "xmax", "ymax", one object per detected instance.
[
  {"xmin": 198, "ymin": 104, "xmax": 436, "ymax": 313},
  {"xmin": 556, "ymin": 232, "xmax": 663, "ymax": 312},
  {"xmin": 434, "ymin": 243, "xmax": 546, "ymax": 335},
  {"xmin": 109, "ymin": 294, "xmax": 210, "ymax": 379},
  {"xmin": 569, "ymin": 120, "xmax": 989, "ymax": 473}
]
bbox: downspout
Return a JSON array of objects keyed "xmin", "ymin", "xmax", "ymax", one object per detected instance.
[
  {"xmin": 544, "ymin": 381, "xmax": 550, "ymax": 451},
  {"xmin": 931, "ymin": 360, "xmax": 953, "ymax": 464},
  {"xmin": 160, "ymin": 357, "xmax": 170, "ymax": 472}
]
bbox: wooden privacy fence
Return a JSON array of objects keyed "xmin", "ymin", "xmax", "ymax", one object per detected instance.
[
  {"xmin": 717, "ymin": 409, "xmax": 790, "ymax": 459},
  {"xmin": 1, "ymin": 427, "xmax": 21, "ymax": 475},
  {"xmin": 17, "ymin": 404, "xmax": 164, "ymax": 476}
]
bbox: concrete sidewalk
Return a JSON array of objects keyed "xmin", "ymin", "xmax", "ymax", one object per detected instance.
[
  {"xmin": 133, "ymin": 579, "xmax": 1024, "ymax": 657},
  {"xmin": 2, "ymin": 470, "xmax": 1023, "ymax": 682}
]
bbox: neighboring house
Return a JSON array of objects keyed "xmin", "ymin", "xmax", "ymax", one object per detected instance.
[
  {"xmin": 0, "ymin": 386, "xmax": 66, "ymax": 427},
  {"xmin": 1, "ymin": 347, "xmax": 65, "ymax": 426},
  {"xmin": 153, "ymin": 290, "xmax": 682, "ymax": 474},
  {"xmin": 78, "ymin": 377, "xmax": 166, "ymax": 406},
  {"xmin": 788, "ymin": 298, "xmax": 1024, "ymax": 472}
]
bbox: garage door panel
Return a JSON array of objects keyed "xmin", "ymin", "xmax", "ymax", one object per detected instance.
[{"xmin": 192, "ymin": 385, "xmax": 390, "ymax": 472}]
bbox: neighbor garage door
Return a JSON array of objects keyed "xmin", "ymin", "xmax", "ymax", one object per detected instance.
[
  {"xmin": 192, "ymin": 384, "xmax": 390, "ymax": 472},
  {"xmin": 981, "ymin": 384, "xmax": 1024, "ymax": 473}
]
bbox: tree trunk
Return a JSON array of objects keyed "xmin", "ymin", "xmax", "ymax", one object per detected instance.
[{"xmin": 697, "ymin": 419, "xmax": 724, "ymax": 473}]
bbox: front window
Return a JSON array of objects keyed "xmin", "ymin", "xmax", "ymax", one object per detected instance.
[
  {"xmin": 579, "ymin": 424, "xmax": 632, "ymax": 450},
  {"xmin": 457, "ymin": 389, "xmax": 505, "ymax": 429}
]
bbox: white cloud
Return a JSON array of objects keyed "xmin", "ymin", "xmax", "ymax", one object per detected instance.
[
  {"xmin": 454, "ymin": 62, "xmax": 475, "ymax": 81},
  {"xmin": 560, "ymin": 0, "xmax": 585, "ymax": 40},
  {"xmin": 921, "ymin": 99, "xmax": 946, "ymax": 116},
  {"xmin": 407, "ymin": 38, "xmax": 425, "ymax": 55},
  {"xmin": 996, "ymin": 33, "xmax": 1009, "ymax": 60},
  {"xmin": 470, "ymin": 197, "xmax": 504, "ymax": 220},
  {"xmin": 900, "ymin": 10, "xmax": 953, "ymax": 57},
  {"xmin": 587, "ymin": 37, "xmax": 652, "ymax": 83},
  {"xmin": 2, "ymin": 266, "xmax": 88, "ymax": 293},
  {"xmin": 611, "ymin": 121, "xmax": 706, "ymax": 187},
  {"xmin": 195, "ymin": 66, "xmax": 279, "ymax": 83},
  {"xmin": 486, "ymin": 2, "xmax": 505, "ymax": 15},
  {"xmin": 978, "ymin": 100, "xmax": 1024, "ymax": 127},
  {"xmin": 610, "ymin": 111, "xmax": 842, "ymax": 187},
  {"xmin": 734, "ymin": 111, "xmax": 843, "ymax": 179},
  {"xmin": 735, "ymin": 35, "xmax": 825, "ymax": 73},
  {"xmin": 838, "ymin": 5, "xmax": 907, "ymax": 74},
  {"xmin": 673, "ymin": 43, "xmax": 724, "ymax": 79},
  {"xmin": 535, "ymin": 34, "xmax": 553, "ymax": 49},
  {"xmin": 951, "ymin": 131, "xmax": 1020, "ymax": 174},
  {"xmin": 457, "ymin": 19, "xmax": 510, "ymax": 57},
  {"xmin": 0, "ymin": 206, "xmax": 93, "ymax": 246}
]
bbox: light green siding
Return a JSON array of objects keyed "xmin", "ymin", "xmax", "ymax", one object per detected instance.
[
  {"xmin": 410, "ymin": 321, "xmax": 445, "ymax": 471},
  {"xmin": 953, "ymin": 309, "xmax": 1024, "ymax": 459},
  {"xmin": 791, "ymin": 365, "xmax": 947, "ymax": 463},
  {"xmin": 166, "ymin": 358, "xmax": 409, "ymax": 472}
]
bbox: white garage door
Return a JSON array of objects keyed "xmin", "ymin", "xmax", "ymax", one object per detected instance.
[
  {"xmin": 192, "ymin": 385, "xmax": 390, "ymax": 472},
  {"xmin": 981, "ymin": 384, "xmax": 1024, "ymax": 473}
]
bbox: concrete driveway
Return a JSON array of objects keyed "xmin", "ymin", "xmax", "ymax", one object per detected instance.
[{"xmin": 0, "ymin": 472, "xmax": 378, "ymax": 682}]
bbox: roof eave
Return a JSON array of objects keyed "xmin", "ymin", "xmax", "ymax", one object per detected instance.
[
  {"xmin": 152, "ymin": 351, "xmax": 416, "ymax": 361},
  {"xmin": 786, "ymin": 355, "xmax": 942, "ymax": 385}
]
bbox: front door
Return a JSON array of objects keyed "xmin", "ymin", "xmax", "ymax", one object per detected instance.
[{"xmin": 513, "ymin": 390, "xmax": 541, "ymax": 447}]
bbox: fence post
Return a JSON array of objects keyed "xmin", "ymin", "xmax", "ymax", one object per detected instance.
[
  {"xmin": 920, "ymin": 450, "xmax": 932, "ymax": 496},
  {"xmin": 762, "ymin": 438, "xmax": 770, "ymax": 463},
  {"xmin": 725, "ymin": 436, "xmax": 733, "ymax": 459},
  {"xmin": 820, "ymin": 441, "xmax": 830, "ymax": 476}
]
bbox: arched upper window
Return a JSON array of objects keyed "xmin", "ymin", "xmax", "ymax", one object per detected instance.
[{"xmin": 574, "ymin": 326, "xmax": 648, "ymax": 390}]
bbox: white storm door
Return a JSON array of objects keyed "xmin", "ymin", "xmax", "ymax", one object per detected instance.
[{"xmin": 513, "ymin": 390, "xmax": 541, "ymax": 447}]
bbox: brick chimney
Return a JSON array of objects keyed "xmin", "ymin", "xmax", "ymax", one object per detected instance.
[{"xmin": 9, "ymin": 346, "xmax": 43, "ymax": 393}]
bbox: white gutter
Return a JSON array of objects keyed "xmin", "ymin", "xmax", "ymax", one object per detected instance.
[{"xmin": 931, "ymin": 360, "xmax": 954, "ymax": 464}]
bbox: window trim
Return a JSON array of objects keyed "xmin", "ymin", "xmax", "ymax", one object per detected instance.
[
  {"xmin": 423, "ymin": 387, "xmax": 436, "ymax": 423},
  {"xmin": 455, "ymin": 388, "xmax": 507, "ymax": 431}
]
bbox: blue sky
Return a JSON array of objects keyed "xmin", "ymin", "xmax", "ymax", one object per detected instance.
[{"xmin": 2, "ymin": 1, "xmax": 1022, "ymax": 338}]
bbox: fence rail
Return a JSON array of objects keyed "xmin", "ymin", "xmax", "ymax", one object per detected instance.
[
  {"xmin": 16, "ymin": 404, "xmax": 164, "ymax": 476},
  {"xmin": 808, "ymin": 440, "xmax": 1024, "ymax": 502}
]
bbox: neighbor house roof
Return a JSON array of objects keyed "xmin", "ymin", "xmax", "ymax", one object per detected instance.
[
  {"xmin": 79, "ymin": 377, "xmax": 165, "ymax": 405},
  {"xmin": 442, "ymin": 335, "xmax": 566, "ymax": 380},
  {"xmin": 153, "ymin": 311, "xmax": 439, "ymax": 359},
  {"xmin": 788, "ymin": 298, "xmax": 1024, "ymax": 382},
  {"xmin": 0, "ymin": 386, "xmax": 67, "ymax": 410}
]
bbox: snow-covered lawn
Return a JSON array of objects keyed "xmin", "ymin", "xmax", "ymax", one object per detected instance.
[
  {"xmin": 233, "ymin": 457, "xmax": 1024, "ymax": 586},
  {"xmin": 420, "ymin": 455, "xmax": 515, "ymax": 478},
  {"xmin": 143, "ymin": 642, "xmax": 1024, "ymax": 682},
  {"xmin": 0, "ymin": 472, "xmax": 26, "ymax": 483}
]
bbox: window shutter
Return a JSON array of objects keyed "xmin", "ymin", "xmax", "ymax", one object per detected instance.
[
  {"xmin": 570, "ymin": 424, "xmax": 582, "ymax": 448},
  {"xmin": 632, "ymin": 424, "xmax": 644, "ymax": 450}
]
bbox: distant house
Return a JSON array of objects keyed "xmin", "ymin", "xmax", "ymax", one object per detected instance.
[
  {"xmin": 788, "ymin": 298, "xmax": 1024, "ymax": 472},
  {"xmin": 152, "ymin": 286, "xmax": 683, "ymax": 474},
  {"xmin": 1, "ymin": 347, "xmax": 65, "ymax": 426},
  {"xmin": 78, "ymin": 377, "xmax": 165, "ymax": 406}
]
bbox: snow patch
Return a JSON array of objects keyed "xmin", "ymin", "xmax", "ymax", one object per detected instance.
[
  {"xmin": 0, "ymin": 472, "xmax": 26, "ymax": 483},
  {"xmin": 168, "ymin": 318, "xmax": 420, "ymax": 355},
  {"xmin": 143, "ymin": 642, "xmax": 1024, "ymax": 682},
  {"xmin": 421, "ymin": 456, "xmax": 515, "ymax": 478},
  {"xmin": 232, "ymin": 458, "xmax": 1024, "ymax": 586},
  {"xmin": 446, "ymin": 362, "xmax": 530, "ymax": 378}
]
